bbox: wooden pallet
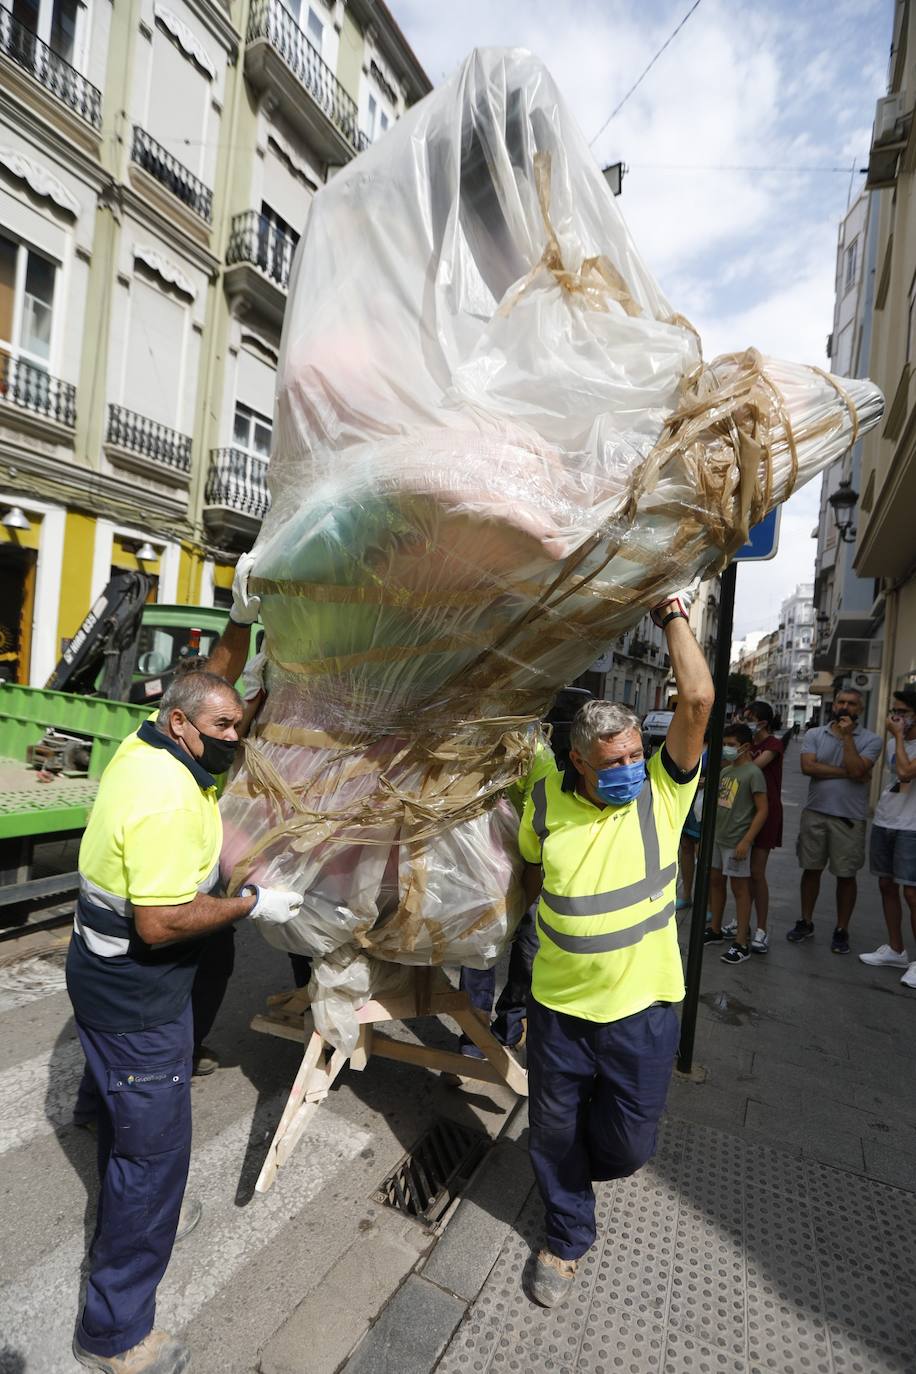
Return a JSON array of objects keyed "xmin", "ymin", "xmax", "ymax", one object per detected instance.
[{"xmin": 250, "ymin": 967, "xmax": 528, "ymax": 1193}]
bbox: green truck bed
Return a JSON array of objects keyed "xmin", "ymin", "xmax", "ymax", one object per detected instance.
[{"xmin": 0, "ymin": 686, "xmax": 149, "ymax": 841}]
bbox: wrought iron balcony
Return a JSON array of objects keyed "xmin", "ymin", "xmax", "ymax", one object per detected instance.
[
  {"xmin": 130, "ymin": 126, "xmax": 213, "ymax": 222},
  {"xmin": 0, "ymin": 7, "xmax": 102, "ymax": 128},
  {"xmin": 226, "ymin": 212, "xmax": 294, "ymax": 291},
  {"xmin": 106, "ymin": 404, "xmax": 192, "ymax": 473},
  {"xmin": 205, "ymin": 447, "xmax": 270, "ymax": 521},
  {"xmin": 0, "ymin": 354, "xmax": 76, "ymax": 427},
  {"xmin": 246, "ymin": 0, "xmax": 360, "ymax": 151}
]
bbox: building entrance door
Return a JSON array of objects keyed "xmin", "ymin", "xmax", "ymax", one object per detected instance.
[{"xmin": 0, "ymin": 543, "xmax": 37, "ymax": 683}]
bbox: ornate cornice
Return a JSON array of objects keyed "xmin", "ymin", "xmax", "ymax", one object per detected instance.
[
  {"xmin": 0, "ymin": 147, "xmax": 80, "ymax": 216},
  {"xmin": 132, "ymin": 243, "xmax": 197, "ymax": 299},
  {"xmin": 154, "ymin": 3, "xmax": 217, "ymax": 78}
]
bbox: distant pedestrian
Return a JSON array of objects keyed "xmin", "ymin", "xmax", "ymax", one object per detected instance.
[
  {"xmin": 703, "ymin": 723, "xmax": 768, "ymax": 964},
  {"xmin": 859, "ymin": 689, "xmax": 916, "ymax": 988},
  {"xmin": 744, "ymin": 701, "xmax": 785, "ymax": 954},
  {"xmin": 789, "ymin": 688, "xmax": 882, "ymax": 953}
]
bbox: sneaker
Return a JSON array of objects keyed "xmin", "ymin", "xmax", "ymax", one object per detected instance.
[
  {"xmin": 722, "ymin": 920, "xmax": 737, "ymax": 938},
  {"xmin": 831, "ymin": 927, "xmax": 850, "ymax": 955},
  {"xmin": 525, "ymin": 1249, "xmax": 578, "ymax": 1308},
  {"xmin": 859, "ymin": 944, "xmax": 910, "ymax": 967},
  {"xmin": 73, "ymin": 1329, "xmax": 190, "ymax": 1374},
  {"xmin": 721, "ymin": 943, "xmax": 750, "ymax": 964},
  {"xmin": 703, "ymin": 927, "xmax": 724, "ymax": 945},
  {"xmin": 675, "ymin": 897, "xmax": 692, "ymax": 911},
  {"xmin": 192, "ymin": 1045, "xmax": 219, "ymax": 1076},
  {"xmin": 751, "ymin": 929, "xmax": 769, "ymax": 955},
  {"xmin": 786, "ymin": 920, "xmax": 815, "ymax": 943},
  {"xmin": 901, "ymin": 963, "xmax": 916, "ymax": 990}
]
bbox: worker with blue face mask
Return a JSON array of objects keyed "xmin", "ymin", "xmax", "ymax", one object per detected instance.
[{"xmin": 516, "ymin": 591, "xmax": 713, "ymax": 1310}]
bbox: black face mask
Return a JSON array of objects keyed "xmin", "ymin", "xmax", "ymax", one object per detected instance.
[{"xmin": 189, "ymin": 719, "xmax": 239, "ymax": 775}]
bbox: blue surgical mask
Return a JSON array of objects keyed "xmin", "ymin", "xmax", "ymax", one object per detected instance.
[
  {"xmin": 595, "ymin": 760, "xmax": 646, "ymax": 805},
  {"xmin": 722, "ymin": 745, "xmax": 739, "ymax": 762}
]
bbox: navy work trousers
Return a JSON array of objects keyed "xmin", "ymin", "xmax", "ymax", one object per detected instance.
[
  {"xmin": 526, "ymin": 996, "xmax": 679, "ymax": 1260},
  {"xmin": 74, "ymin": 1002, "xmax": 193, "ymax": 1358},
  {"xmin": 459, "ymin": 906, "xmax": 538, "ymax": 1048}
]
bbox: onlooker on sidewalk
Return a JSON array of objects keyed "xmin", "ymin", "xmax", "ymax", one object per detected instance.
[
  {"xmin": 703, "ymin": 723, "xmax": 768, "ymax": 965},
  {"xmin": 745, "ymin": 701, "xmax": 785, "ymax": 954},
  {"xmin": 859, "ymin": 688, "xmax": 916, "ymax": 988},
  {"xmin": 789, "ymin": 687, "xmax": 882, "ymax": 954}
]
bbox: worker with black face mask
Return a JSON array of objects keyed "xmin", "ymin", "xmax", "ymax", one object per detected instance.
[{"xmin": 67, "ymin": 669, "xmax": 302, "ymax": 1374}]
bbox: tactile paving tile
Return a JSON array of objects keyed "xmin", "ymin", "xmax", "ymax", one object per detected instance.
[
  {"xmin": 827, "ymin": 1325, "xmax": 913, "ymax": 1374},
  {"xmin": 435, "ymin": 1117, "xmax": 916, "ymax": 1374},
  {"xmin": 662, "ymin": 1324, "xmax": 747, "ymax": 1373}
]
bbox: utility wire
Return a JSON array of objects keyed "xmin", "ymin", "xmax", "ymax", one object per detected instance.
[
  {"xmin": 590, "ymin": 0, "xmax": 704, "ymax": 147},
  {"xmin": 627, "ymin": 162, "xmax": 867, "ymax": 174}
]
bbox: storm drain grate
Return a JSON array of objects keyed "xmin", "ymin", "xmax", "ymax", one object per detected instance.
[{"xmin": 372, "ymin": 1118, "xmax": 489, "ymax": 1224}]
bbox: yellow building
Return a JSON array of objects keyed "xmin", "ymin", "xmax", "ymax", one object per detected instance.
[
  {"xmin": 855, "ymin": 0, "xmax": 916, "ymax": 709},
  {"xmin": 0, "ymin": 0, "xmax": 429, "ymax": 685}
]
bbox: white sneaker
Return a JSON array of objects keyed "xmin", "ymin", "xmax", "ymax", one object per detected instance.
[
  {"xmin": 751, "ymin": 929, "xmax": 769, "ymax": 955},
  {"xmin": 859, "ymin": 944, "xmax": 910, "ymax": 968},
  {"xmin": 722, "ymin": 920, "xmax": 737, "ymax": 938},
  {"xmin": 901, "ymin": 963, "xmax": 916, "ymax": 989}
]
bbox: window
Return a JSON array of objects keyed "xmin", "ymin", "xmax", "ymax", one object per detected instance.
[
  {"xmin": 844, "ymin": 237, "xmax": 858, "ymax": 293},
  {"xmin": 234, "ymin": 402, "xmax": 272, "ymax": 459},
  {"xmin": 380, "ymin": 111, "xmax": 389, "ymax": 133},
  {"xmin": 0, "ymin": 233, "xmax": 57, "ymax": 368},
  {"xmin": 12, "ymin": 0, "xmax": 79, "ymax": 63},
  {"xmin": 306, "ymin": 6, "xmax": 323, "ymax": 51},
  {"xmin": 367, "ymin": 94, "xmax": 377, "ymax": 138},
  {"xmin": 257, "ymin": 202, "xmax": 299, "ymax": 285}
]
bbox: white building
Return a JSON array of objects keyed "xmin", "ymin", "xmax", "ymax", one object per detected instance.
[{"xmin": 773, "ymin": 583, "xmax": 819, "ymax": 727}]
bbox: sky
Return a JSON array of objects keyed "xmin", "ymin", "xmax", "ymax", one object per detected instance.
[{"xmin": 391, "ymin": 0, "xmax": 891, "ymax": 638}]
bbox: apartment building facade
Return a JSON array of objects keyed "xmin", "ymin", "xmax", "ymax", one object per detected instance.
[
  {"xmin": 854, "ymin": 0, "xmax": 916, "ymax": 719},
  {"xmin": 0, "ymin": 0, "xmax": 429, "ymax": 685},
  {"xmin": 772, "ymin": 583, "xmax": 818, "ymax": 728}
]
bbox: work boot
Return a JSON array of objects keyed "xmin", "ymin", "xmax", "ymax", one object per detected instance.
[
  {"xmin": 525, "ymin": 1248, "xmax": 577, "ymax": 1307},
  {"xmin": 192, "ymin": 1044, "xmax": 219, "ymax": 1076},
  {"xmin": 72, "ymin": 1329, "xmax": 190, "ymax": 1374},
  {"xmin": 175, "ymin": 1196, "xmax": 202, "ymax": 1243}
]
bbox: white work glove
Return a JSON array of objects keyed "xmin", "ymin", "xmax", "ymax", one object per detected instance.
[
  {"xmin": 242, "ymin": 885, "xmax": 303, "ymax": 925},
  {"xmin": 230, "ymin": 551, "xmax": 261, "ymax": 626}
]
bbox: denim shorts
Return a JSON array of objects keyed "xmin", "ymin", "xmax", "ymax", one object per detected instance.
[{"xmin": 869, "ymin": 824, "xmax": 916, "ymax": 886}]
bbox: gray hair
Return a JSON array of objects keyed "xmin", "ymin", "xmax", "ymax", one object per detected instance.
[
  {"xmin": 570, "ymin": 700, "xmax": 642, "ymax": 756},
  {"xmin": 835, "ymin": 686, "xmax": 864, "ymax": 704},
  {"xmin": 157, "ymin": 670, "xmax": 242, "ymax": 726}
]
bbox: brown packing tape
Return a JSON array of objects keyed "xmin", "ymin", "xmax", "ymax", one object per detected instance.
[{"xmin": 250, "ymin": 575, "xmax": 492, "ymax": 610}]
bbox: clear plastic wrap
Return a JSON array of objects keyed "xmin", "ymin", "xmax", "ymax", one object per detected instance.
[{"xmin": 219, "ymin": 48, "xmax": 883, "ymax": 1049}]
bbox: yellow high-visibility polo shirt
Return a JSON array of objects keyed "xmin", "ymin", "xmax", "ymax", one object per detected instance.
[
  {"xmin": 68, "ymin": 719, "xmax": 223, "ymax": 1031},
  {"xmin": 518, "ymin": 747, "xmax": 697, "ymax": 1023}
]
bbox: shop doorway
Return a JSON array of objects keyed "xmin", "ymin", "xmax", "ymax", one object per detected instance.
[{"xmin": 0, "ymin": 543, "xmax": 37, "ymax": 683}]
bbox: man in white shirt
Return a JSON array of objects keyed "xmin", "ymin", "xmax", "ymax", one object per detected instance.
[{"xmin": 859, "ymin": 688, "xmax": 916, "ymax": 988}]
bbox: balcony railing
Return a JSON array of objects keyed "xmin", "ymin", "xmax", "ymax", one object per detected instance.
[
  {"xmin": 130, "ymin": 126, "xmax": 213, "ymax": 222},
  {"xmin": 106, "ymin": 404, "xmax": 192, "ymax": 473},
  {"xmin": 0, "ymin": 354, "xmax": 76, "ymax": 427},
  {"xmin": 205, "ymin": 447, "xmax": 270, "ymax": 520},
  {"xmin": 0, "ymin": 8, "xmax": 102, "ymax": 128},
  {"xmin": 247, "ymin": 0, "xmax": 360, "ymax": 148},
  {"xmin": 226, "ymin": 212, "xmax": 294, "ymax": 291}
]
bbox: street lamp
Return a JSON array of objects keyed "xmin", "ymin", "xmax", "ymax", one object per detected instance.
[
  {"xmin": 828, "ymin": 479, "xmax": 858, "ymax": 543},
  {"xmin": 2, "ymin": 505, "xmax": 31, "ymax": 531}
]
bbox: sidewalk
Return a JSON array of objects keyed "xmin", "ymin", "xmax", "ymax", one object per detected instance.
[{"xmin": 341, "ymin": 745, "xmax": 916, "ymax": 1374}]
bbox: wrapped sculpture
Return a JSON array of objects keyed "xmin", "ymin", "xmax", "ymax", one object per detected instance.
[{"xmin": 219, "ymin": 48, "xmax": 883, "ymax": 1049}]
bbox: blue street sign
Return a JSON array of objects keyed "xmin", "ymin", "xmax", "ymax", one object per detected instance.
[{"xmin": 734, "ymin": 507, "xmax": 781, "ymax": 562}]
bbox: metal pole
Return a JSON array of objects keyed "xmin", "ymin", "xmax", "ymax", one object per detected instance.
[{"xmin": 677, "ymin": 559, "xmax": 737, "ymax": 1075}]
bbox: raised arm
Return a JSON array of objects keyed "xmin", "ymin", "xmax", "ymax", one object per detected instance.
[
  {"xmin": 207, "ymin": 552, "xmax": 261, "ymax": 686},
  {"xmin": 652, "ymin": 597, "xmax": 714, "ymax": 774},
  {"xmin": 836, "ymin": 718, "xmax": 877, "ymax": 782}
]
